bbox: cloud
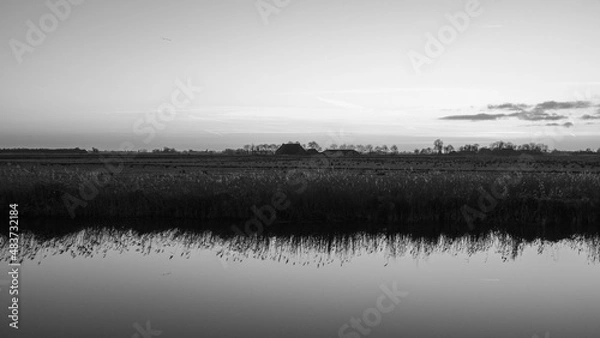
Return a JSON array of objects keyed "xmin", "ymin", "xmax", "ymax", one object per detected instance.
[
  {"xmin": 441, "ymin": 100, "xmax": 600, "ymax": 124},
  {"xmin": 508, "ymin": 109, "xmax": 567, "ymax": 121},
  {"xmin": 441, "ymin": 110, "xmax": 566, "ymax": 122},
  {"xmin": 535, "ymin": 101, "xmax": 591, "ymax": 110},
  {"xmin": 449, "ymin": 100, "xmax": 596, "ymax": 122},
  {"xmin": 440, "ymin": 113, "xmax": 506, "ymax": 121},
  {"xmin": 581, "ymin": 114, "xmax": 600, "ymax": 120},
  {"xmin": 488, "ymin": 101, "xmax": 591, "ymax": 112},
  {"xmin": 546, "ymin": 122, "xmax": 574, "ymax": 128},
  {"xmin": 487, "ymin": 103, "xmax": 530, "ymax": 111}
]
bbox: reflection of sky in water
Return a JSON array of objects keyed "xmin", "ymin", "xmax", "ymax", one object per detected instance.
[{"xmin": 1, "ymin": 229, "xmax": 599, "ymax": 338}]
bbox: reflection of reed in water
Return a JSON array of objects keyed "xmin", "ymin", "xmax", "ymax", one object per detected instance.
[{"xmin": 1, "ymin": 229, "xmax": 599, "ymax": 266}]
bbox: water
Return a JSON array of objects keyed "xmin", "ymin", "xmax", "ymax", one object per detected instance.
[{"xmin": 1, "ymin": 227, "xmax": 599, "ymax": 337}]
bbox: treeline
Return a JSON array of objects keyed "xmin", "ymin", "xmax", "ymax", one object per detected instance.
[
  {"xmin": 3, "ymin": 141, "xmax": 599, "ymax": 156},
  {"xmin": 0, "ymin": 148, "xmax": 87, "ymax": 154}
]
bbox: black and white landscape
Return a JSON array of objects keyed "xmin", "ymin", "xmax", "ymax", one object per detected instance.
[{"xmin": 1, "ymin": 1, "xmax": 599, "ymax": 337}]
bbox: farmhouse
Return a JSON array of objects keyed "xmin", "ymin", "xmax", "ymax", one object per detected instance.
[
  {"xmin": 275, "ymin": 143, "xmax": 307, "ymax": 155},
  {"xmin": 322, "ymin": 149, "xmax": 360, "ymax": 157},
  {"xmin": 306, "ymin": 148, "xmax": 320, "ymax": 155}
]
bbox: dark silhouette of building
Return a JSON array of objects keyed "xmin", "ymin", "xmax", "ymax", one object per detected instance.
[{"xmin": 275, "ymin": 143, "xmax": 307, "ymax": 155}]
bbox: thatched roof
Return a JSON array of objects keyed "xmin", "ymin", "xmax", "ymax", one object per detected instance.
[{"xmin": 275, "ymin": 143, "xmax": 307, "ymax": 155}]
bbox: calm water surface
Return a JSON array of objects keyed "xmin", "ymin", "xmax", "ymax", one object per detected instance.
[{"xmin": 1, "ymin": 226, "xmax": 599, "ymax": 338}]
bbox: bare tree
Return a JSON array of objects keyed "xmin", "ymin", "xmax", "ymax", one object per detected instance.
[
  {"xmin": 434, "ymin": 139, "xmax": 444, "ymax": 154},
  {"xmin": 308, "ymin": 141, "xmax": 321, "ymax": 151},
  {"xmin": 443, "ymin": 144, "xmax": 454, "ymax": 154}
]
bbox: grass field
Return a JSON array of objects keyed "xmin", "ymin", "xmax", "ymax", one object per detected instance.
[{"xmin": 1, "ymin": 153, "xmax": 599, "ymax": 233}]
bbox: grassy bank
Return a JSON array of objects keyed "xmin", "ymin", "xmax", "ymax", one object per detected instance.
[{"xmin": 1, "ymin": 165, "xmax": 599, "ymax": 230}]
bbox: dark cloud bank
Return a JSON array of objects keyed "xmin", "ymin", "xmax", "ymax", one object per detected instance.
[
  {"xmin": 440, "ymin": 101, "xmax": 595, "ymax": 125},
  {"xmin": 546, "ymin": 122, "xmax": 574, "ymax": 128}
]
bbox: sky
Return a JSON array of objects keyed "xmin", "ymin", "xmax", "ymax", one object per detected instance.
[{"xmin": 1, "ymin": 0, "xmax": 599, "ymax": 151}]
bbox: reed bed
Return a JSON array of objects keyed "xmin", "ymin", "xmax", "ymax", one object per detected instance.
[
  {"xmin": 3, "ymin": 227, "xmax": 600, "ymax": 265},
  {"xmin": 1, "ymin": 165, "xmax": 599, "ymax": 229}
]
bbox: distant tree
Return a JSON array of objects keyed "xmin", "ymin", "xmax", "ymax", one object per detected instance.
[
  {"xmin": 459, "ymin": 144, "xmax": 479, "ymax": 152},
  {"xmin": 243, "ymin": 144, "xmax": 251, "ymax": 154},
  {"xmin": 330, "ymin": 144, "xmax": 338, "ymax": 150},
  {"xmin": 365, "ymin": 144, "xmax": 373, "ymax": 153},
  {"xmin": 597, "ymin": 148, "xmax": 600, "ymax": 153},
  {"xmin": 443, "ymin": 144, "xmax": 454, "ymax": 154},
  {"xmin": 516, "ymin": 142, "xmax": 548, "ymax": 153},
  {"xmin": 434, "ymin": 139, "xmax": 444, "ymax": 154},
  {"xmin": 490, "ymin": 141, "xmax": 505, "ymax": 151},
  {"xmin": 91, "ymin": 147, "xmax": 99, "ymax": 153},
  {"xmin": 308, "ymin": 141, "xmax": 321, "ymax": 151},
  {"xmin": 390, "ymin": 145, "xmax": 398, "ymax": 154},
  {"xmin": 414, "ymin": 148, "xmax": 419, "ymax": 154},
  {"xmin": 356, "ymin": 145, "xmax": 366, "ymax": 153}
]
